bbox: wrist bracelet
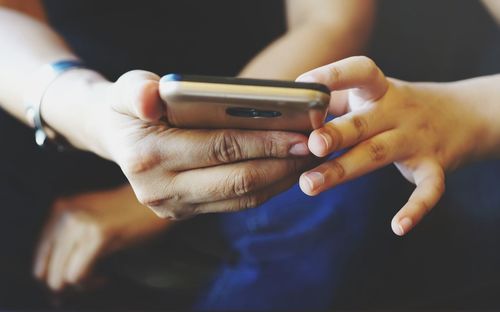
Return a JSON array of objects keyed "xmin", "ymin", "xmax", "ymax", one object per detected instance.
[{"xmin": 24, "ymin": 59, "xmax": 86, "ymax": 151}]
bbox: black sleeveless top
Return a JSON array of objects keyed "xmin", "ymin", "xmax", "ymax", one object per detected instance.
[
  {"xmin": 42, "ymin": 1, "xmax": 286, "ymax": 80},
  {"xmin": 0, "ymin": 1, "xmax": 287, "ymax": 199},
  {"xmin": 0, "ymin": 0, "xmax": 500, "ymax": 197},
  {"xmin": 369, "ymin": 0, "xmax": 499, "ymax": 81},
  {"xmin": 1, "ymin": 0, "xmax": 498, "ymax": 197}
]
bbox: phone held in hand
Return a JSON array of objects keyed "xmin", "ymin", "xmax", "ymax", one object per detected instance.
[{"xmin": 159, "ymin": 74, "xmax": 330, "ymax": 132}]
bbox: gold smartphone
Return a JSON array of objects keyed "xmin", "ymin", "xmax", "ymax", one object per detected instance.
[{"xmin": 159, "ymin": 74, "xmax": 330, "ymax": 132}]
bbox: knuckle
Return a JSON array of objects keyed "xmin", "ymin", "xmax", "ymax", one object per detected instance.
[
  {"xmin": 169, "ymin": 205, "xmax": 198, "ymax": 220},
  {"xmin": 327, "ymin": 65, "xmax": 342, "ymax": 84},
  {"xmin": 327, "ymin": 160, "xmax": 346, "ymax": 180},
  {"xmin": 230, "ymin": 167, "xmax": 260, "ymax": 197},
  {"xmin": 148, "ymin": 206, "xmax": 172, "ymax": 219},
  {"xmin": 136, "ymin": 178, "xmax": 185, "ymax": 211},
  {"xmin": 351, "ymin": 115, "xmax": 368, "ymax": 140},
  {"xmin": 239, "ymin": 195, "xmax": 260, "ymax": 211},
  {"xmin": 149, "ymin": 205, "xmax": 187, "ymax": 220},
  {"xmin": 137, "ymin": 193, "xmax": 165, "ymax": 208},
  {"xmin": 366, "ymin": 139, "xmax": 387, "ymax": 162},
  {"xmin": 143, "ymin": 185, "xmax": 194, "ymax": 220},
  {"xmin": 263, "ymin": 135, "xmax": 280, "ymax": 158},
  {"xmin": 120, "ymin": 146, "xmax": 161, "ymax": 176},
  {"xmin": 324, "ymin": 123, "xmax": 343, "ymax": 150},
  {"xmin": 211, "ymin": 131, "xmax": 243, "ymax": 163}
]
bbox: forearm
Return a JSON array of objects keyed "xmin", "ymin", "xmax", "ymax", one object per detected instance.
[
  {"xmin": 445, "ymin": 74, "xmax": 500, "ymax": 159},
  {"xmin": 240, "ymin": 23, "xmax": 364, "ymax": 80},
  {"xmin": 240, "ymin": 0, "xmax": 375, "ymax": 80},
  {"xmin": 482, "ymin": 0, "xmax": 500, "ymax": 24},
  {"xmin": 0, "ymin": 7, "xmax": 76, "ymax": 121},
  {"xmin": 0, "ymin": 7, "xmax": 108, "ymax": 152}
]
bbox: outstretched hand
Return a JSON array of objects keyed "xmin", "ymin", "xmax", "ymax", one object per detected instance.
[{"xmin": 297, "ymin": 56, "xmax": 486, "ymax": 236}]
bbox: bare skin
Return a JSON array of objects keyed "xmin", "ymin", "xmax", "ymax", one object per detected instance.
[
  {"xmin": 0, "ymin": 1, "xmax": 372, "ymax": 291},
  {"xmin": 33, "ymin": 185, "xmax": 170, "ymax": 291},
  {"xmin": 297, "ymin": 56, "xmax": 500, "ymax": 236}
]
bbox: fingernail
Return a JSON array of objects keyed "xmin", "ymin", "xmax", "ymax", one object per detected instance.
[
  {"xmin": 296, "ymin": 74, "xmax": 316, "ymax": 83},
  {"xmin": 289, "ymin": 143, "xmax": 309, "ymax": 156},
  {"xmin": 302, "ymin": 172, "xmax": 324, "ymax": 192},
  {"xmin": 395, "ymin": 217, "xmax": 413, "ymax": 236},
  {"xmin": 318, "ymin": 132, "xmax": 332, "ymax": 151}
]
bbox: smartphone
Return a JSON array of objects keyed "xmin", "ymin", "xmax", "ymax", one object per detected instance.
[{"xmin": 159, "ymin": 74, "xmax": 330, "ymax": 132}]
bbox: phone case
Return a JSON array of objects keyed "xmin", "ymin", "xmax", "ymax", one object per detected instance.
[{"xmin": 159, "ymin": 74, "xmax": 330, "ymax": 132}]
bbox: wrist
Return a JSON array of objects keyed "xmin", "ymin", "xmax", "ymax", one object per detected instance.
[
  {"xmin": 41, "ymin": 68, "xmax": 113, "ymax": 157},
  {"xmin": 445, "ymin": 77, "xmax": 500, "ymax": 160}
]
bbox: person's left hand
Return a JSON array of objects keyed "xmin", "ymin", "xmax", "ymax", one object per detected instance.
[
  {"xmin": 33, "ymin": 184, "xmax": 171, "ymax": 292},
  {"xmin": 296, "ymin": 56, "xmax": 493, "ymax": 236}
]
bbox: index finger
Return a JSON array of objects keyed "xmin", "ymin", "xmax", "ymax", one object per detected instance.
[
  {"xmin": 156, "ymin": 128, "xmax": 310, "ymax": 171},
  {"xmin": 296, "ymin": 56, "xmax": 388, "ymax": 103}
]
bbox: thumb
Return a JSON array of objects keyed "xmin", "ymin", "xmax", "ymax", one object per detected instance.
[
  {"xmin": 113, "ymin": 70, "xmax": 163, "ymax": 122},
  {"xmin": 391, "ymin": 160, "xmax": 445, "ymax": 236}
]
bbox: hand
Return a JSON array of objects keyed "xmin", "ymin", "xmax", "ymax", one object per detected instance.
[
  {"xmin": 43, "ymin": 70, "xmax": 314, "ymax": 219},
  {"xmin": 296, "ymin": 56, "xmax": 490, "ymax": 236},
  {"xmin": 33, "ymin": 184, "xmax": 170, "ymax": 292}
]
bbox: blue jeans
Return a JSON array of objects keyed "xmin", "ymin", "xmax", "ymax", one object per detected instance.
[{"xmin": 192, "ymin": 161, "xmax": 500, "ymax": 310}]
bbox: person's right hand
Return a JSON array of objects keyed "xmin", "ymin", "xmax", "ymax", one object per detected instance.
[{"xmin": 43, "ymin": 70, "xmax": 313, "ymax": 219}]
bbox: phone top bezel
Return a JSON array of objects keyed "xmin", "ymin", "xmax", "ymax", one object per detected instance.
[{"xmin": 161, "ymin": 74, "xmax": 331, "ymax": 95}]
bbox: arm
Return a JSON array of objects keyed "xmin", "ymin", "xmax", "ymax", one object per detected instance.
[
  {"xmin": 0, "ymin": 5, "xmax": 313, "ymax": 219},
  {"xmin": 0, "ymin": 3, "xmax": 311, "ymax": 290},
  {"xmin": 0, "ymin": 6, "xmax": 77, "ymax": 124},
  {"xmin": 239, "ymin": 0, "xmax": 375, "ymax": 79},
  {"xmin": 482, "ymin": 0, "xmax": 500, "ymax": 24},
  {"xmin": 297, "ymin": 57, "xmax": 500, "ymax": 236}
]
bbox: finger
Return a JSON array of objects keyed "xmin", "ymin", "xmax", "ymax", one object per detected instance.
[
  {"xmin": 308, "ymin": 106, "xmax": 393, "ymax": 157},
  {"xmin": 33, "ymin": 220, "xmax": 57, "ymax": 280},
  {"xmin": 192, "ymin": 174, "xmax": 301, "ymax": 215},
  {"xmin": 47, "ymin": 214, "xmax": 83, "ymax": 291},
  {"xmin": 296, "ymin": 56, "xmax": 388, "ymax": 102},
  {"xmin": 166, "ymin": 129, "xmax": 310, "ymax": 170},
  {"xmin": 300, "ymin": 130, "xmax": 405, "ymax": 195},
  {"xmin": 391, "ymin": 161, "xmax": 445, "ymax": 236},
  {"xmin": 127, "ymin": 128, "xmax": 309, "ymax": 174},
  {"xmin": 113, "ymin": 70, "xmax": 163, "ymax": 122},
  {"xmin": 65, "ymin": 225, "xmax": 103, "ymax": 284},
  {"xmin": 140, "ymin": 156, "xmax": 313, "ymax": 217},
  {"xmin": 172, "ymin": 157, "xmax": 312, "ymax": 203}
]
